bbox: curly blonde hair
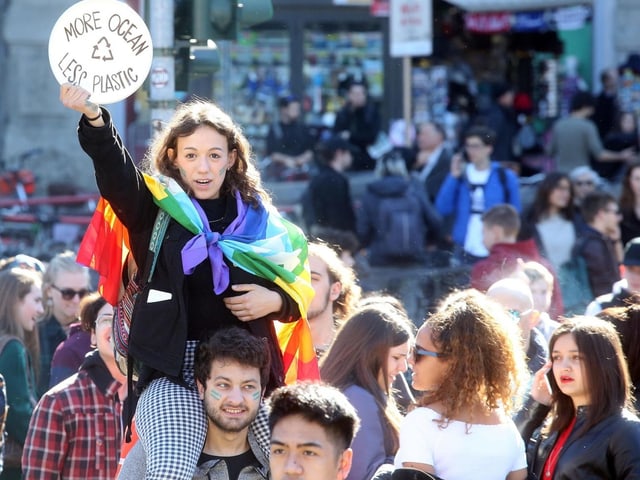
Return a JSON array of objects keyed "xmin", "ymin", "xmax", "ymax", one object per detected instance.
[
  {"xmin": 143, "ymin": 98, "xmax": 272, "ymax": 208},
  {"xmin": 416, "ymin": 289, "xmax": 528, "ymax": 424}
]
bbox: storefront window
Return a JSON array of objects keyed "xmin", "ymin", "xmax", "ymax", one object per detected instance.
[
  {"xmin": 213, "ymin": 28, "xmax": 290, "ymax": 160},
  {"xmin": 302, "ymin": 23, "xmax": 383, "ymax": 130}
]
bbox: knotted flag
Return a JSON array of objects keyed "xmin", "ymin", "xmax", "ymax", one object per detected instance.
[{"xmin": 77, "ymin": 173, "xmax": 319, "ymax": 382}]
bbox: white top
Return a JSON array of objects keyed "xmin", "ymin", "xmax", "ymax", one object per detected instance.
[
  {"xmin": 536, "ymin": 214, "xmax": 575, "ymax": 269},
  {"xmin": 394, "ymin": 407, "xmax": 526, "ymax": 480},
  {"xmin": 464, "ymin": 164, "xmax": 491, "ymax": 257}
]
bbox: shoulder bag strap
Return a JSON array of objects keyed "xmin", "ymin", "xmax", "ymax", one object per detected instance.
[{"xmin": 140, "ymin": 209, "xmax": 170, "ymax": 284}]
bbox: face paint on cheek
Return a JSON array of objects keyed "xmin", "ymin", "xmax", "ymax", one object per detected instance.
[
  {"xmin": 219, "ymin": 166, "xmax": 227, "ymax": 176},
  {"xmin": 209, "ymin": 389, "xmax": 222, "ymax": 400},
  {"xmin": 252, "ymin": 391, "xmax": 260, "ymax": 401}
]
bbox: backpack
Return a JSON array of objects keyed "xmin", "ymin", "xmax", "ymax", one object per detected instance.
[
  {"xmin": 556, "ymin": 239, "xmax": 594, "ymax": 316},
  {"xmin": 113, "ymin": 209, "xmax": 170, "ymax": 378},
  {"xmin": 376, "ymin": 190, "xmax": 425, "ymax": 259}
]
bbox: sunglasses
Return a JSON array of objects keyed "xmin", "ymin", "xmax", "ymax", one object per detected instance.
[
  {"xmin": 507, "ymin": 308, "xmax": 537, "ymax": 323},
  {"xmin": 51, "ymin": 285, "xmax": 89, "ymax": 301},
  {"xmin": 413, "ymin": 344, "xmax": 445, "ymax": 362}
]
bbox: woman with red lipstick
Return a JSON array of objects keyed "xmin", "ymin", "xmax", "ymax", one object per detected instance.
[
  {"xmin": 523, "ymin": 316, "xmax": 640, "ymax": 479},
  {"xmin": 320, "ymin": 300, "xmax": 414, "ymax": 480}
]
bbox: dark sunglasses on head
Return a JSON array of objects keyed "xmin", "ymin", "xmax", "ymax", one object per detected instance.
[
  {"xmin": 413, "ymin": 345, "xmax": 445, "ymax": 362},
  {"xmin": 52, "ymin": 285, "xmax": 89, "ymax": 301}
]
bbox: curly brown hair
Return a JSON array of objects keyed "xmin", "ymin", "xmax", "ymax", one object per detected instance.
[
  {"xmin": 416, "ymin": 289, "xmax": 528, "ymax": 423},
  {"xmin": 143, "ymin": 98, "xmax": 272, "ymax": 208}
]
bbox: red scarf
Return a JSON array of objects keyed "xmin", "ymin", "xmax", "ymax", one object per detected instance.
[{"xmin": 542, "ymin": 415, "xmax": 577, "ymax": 478}]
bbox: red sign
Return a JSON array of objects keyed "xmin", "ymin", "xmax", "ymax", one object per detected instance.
[
  {"xmin": 465, "ymin": 12, "xmax": 512, "ymax": 33},
  {"xmin": 371, "ymin": 0, "xmax": 389, "ymax": 16}
]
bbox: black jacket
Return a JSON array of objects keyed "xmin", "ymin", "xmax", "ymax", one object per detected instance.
[
  {"xmin": 579, "ymin": 225, "xmax": 621, "ymax": 297},
  {"xmin": 522, "ymin": 403, "xmax": 640, "ymax": 479},
  {"xmin": 77, "ymin": 110, "xmax": 299, "ymax": 393},
  {"xmin": 304, "ymin": 165, "xmax": 356, "ymax": 233}
]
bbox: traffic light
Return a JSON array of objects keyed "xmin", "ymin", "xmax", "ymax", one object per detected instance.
[
  {"xmin": 175, "ymin": 0, "xmax": 273, "ymax": 44},
  {"xmin": 238, "ymin": 0, "xmax": 274, "ymax": 27}
]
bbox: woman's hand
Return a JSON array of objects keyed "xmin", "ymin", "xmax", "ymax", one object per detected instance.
[
  {"xmin": 224, "ymin": 284, "xmax": 282, "ymax": 322},
  {"xmin": 531, "ymin": 361, "xmax": 553, "ymax": 406},
  {"xmin": 59, "ymin": 83, "xmax": 103, "ymax": 124}
]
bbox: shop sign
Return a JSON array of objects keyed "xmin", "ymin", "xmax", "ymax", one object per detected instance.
[
  {"xmin": 551, "ymin": 5, "xmax": 591, "ymax": 31},
  {"xmin": 465, "ymin": 12, "xmax": 511, "ymax": 33},
  {"xmin": 512, "ymin": 11, "xmax": 550, "ymax": 32},
  {"xmin": 371, "ymin": 0, "xmax": 390, "ymax": 17},
  {"xmin": 48, "ymin": 0, "xmax": 153, "ymax": 104},
  {"xmin": 390, "ymin": 0, "xmax": 432, "ymax": 57},
  {"xmin": 333, "ymin": 0, "xmax": 371, "ymax": 5}
]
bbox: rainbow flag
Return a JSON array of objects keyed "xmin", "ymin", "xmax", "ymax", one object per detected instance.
[
  {"xmin": 76, "ymin": 197, "xmax": 130, "ymax": 305},
  {"xmin": 77, "ymin": 173, "xmax": 319, "ymax": 382}
]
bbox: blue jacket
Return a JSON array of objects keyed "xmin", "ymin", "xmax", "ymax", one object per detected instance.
[{"xmin": 435, "ymin": 163, "xmax": 521, "ymax": 246}]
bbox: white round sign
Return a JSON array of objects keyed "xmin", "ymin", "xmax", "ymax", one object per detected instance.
[{"xmin": 48, "ymin": 0, "xmax": 153, "ymax": 104}]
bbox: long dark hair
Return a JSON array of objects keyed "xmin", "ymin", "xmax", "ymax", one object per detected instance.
[
  {"xmin": 597, "ymin": 302, "xmax": 640, "ymax": 390},
  {"xmin": 619, "ymin": 160, "xmax": 640, "ymax": 211},
  {"xmin": 320, "ymin": 303, "xmax": 413, "ymax": 454},
  {"xmin": 546, "ymin": 317, "xmax": 633, "ymax": 438},
  {"xmin": 528, "ymin": 172, "xmax": 574, "ymax": 222}
]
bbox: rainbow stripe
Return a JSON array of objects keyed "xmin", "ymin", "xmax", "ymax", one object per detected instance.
[{"xmin": 77, "ymin": 174, "xmax": 319, "ymax": 382}]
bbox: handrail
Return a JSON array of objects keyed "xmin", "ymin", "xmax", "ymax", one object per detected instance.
[{"xmin": 0, "ymin": 193, "xmax": 99, "ymax": 208}]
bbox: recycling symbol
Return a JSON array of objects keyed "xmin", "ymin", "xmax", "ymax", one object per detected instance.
[{"xmin": 91, "ymin": 37, "xmax": 114, "ymax": 62}]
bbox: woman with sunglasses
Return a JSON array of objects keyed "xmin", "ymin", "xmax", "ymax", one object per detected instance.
[
  {"xmin": 0, "ymin": 267, "xmax": 44, "ymax": 480},
  {"xmin": 320, "ymin": 300, "xmax": 414, "ymax": 480},
  {"xmin": 38, "ymin": 251, "xmax": 92, "ymax": 397},
  {"xmin": 394, "ymin": 289, "xmax": 528, "ymax": 480},
  {"xmin": 522, "ymin": 316, "xmax": 640, "ymax": 479}
]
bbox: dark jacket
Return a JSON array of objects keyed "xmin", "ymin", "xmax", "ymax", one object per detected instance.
[
  {"xmin": 579, "ymin": 225, "xmax": 620, "ymax": 297},
  {"xmin": 304, "ymin": 165, "xmax": 356, "ymax": 233},
  {"xmin": 77, "ymin": 110, "xmax": 299, "ymax": 394},
  {"xmin": 485, "ymin": 104, "xmax": 519, "ymax": 163},
  {"xmin": 621, "ymin": 208, "xmax": 640, "ymax": 246},
  {"xmin": 333, "ymin": 101, "xmax": 380, "ymax": 171},
  {"xmin": 523, "ymin": 404, "xmax": 640, "ymax": 480},
  {"xmin": 410, "ymin": 147, "xmax": 451, "ymax": 203}
]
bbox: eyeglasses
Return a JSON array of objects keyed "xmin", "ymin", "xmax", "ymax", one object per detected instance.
[
  {"xmin": 574, "ymin": 180, "xmax": 594, "ymax": 187},
  {"xmin": 95, "ymin": 314, "xmax": 113, "ymax": 327},
  {"xmin": 464, "ymin": 142, "xmax": 485, "ymax": 149},
  {"xmin": 413, "ymin": 344, "xmax": 445, "ymax": 362},
  {"xmin": 51, "ymin": 285, "xmax": 89, "ymax": 301}
]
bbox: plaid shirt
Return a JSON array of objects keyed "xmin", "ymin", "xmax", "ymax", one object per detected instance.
[{"xmin": 23, "ymin": 350, "xmax": 123, "ymax": 479}]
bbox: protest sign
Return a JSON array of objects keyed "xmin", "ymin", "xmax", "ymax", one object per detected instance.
[{"xmin": 48, "ymin": 0, "xmax": 153, "ymax": 104}]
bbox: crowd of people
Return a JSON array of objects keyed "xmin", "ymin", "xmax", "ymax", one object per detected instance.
[{"xmin": 1, "ymin": 73, "xmax": 640, "ymax": 480}]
